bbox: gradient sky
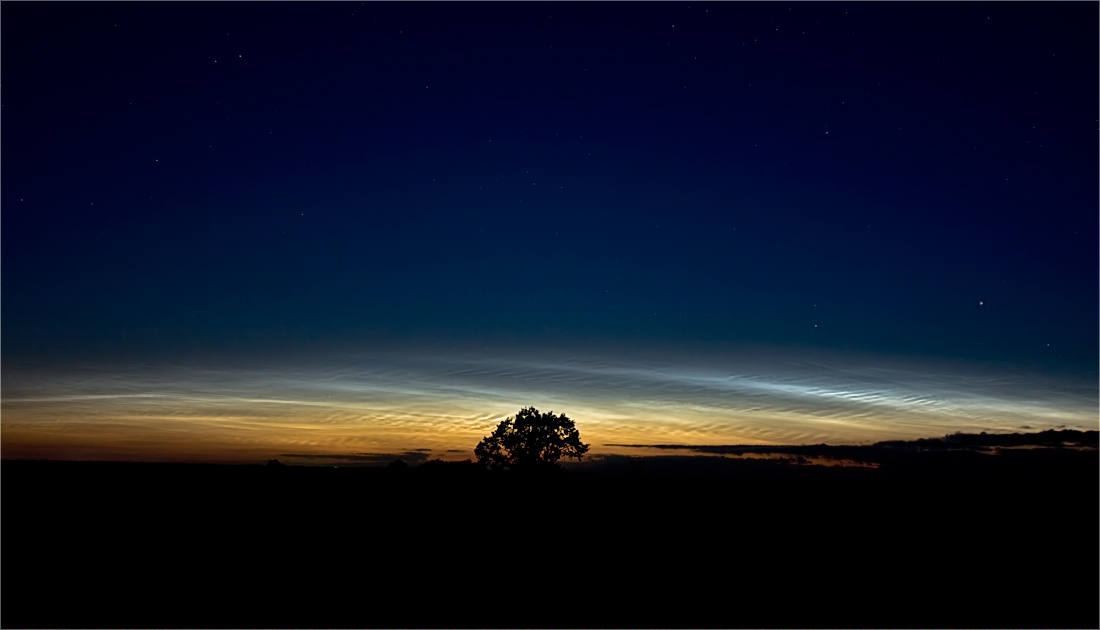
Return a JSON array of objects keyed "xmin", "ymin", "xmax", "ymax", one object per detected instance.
[{"xmin": 3, "ymin": 3, "xmax": 1097, "ymax": 464}]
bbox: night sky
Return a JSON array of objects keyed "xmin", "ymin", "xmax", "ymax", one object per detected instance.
[{"xmin": 4, "ymin": 2, "xmax": 1097, "ymax": 464}]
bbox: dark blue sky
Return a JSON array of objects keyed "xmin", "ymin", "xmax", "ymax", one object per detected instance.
[{"xmin": 5, "ymin": 2, "xmax": 1097, "ymax": 371}]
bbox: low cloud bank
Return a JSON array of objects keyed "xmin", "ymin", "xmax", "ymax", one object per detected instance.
[
  {"xmin": 603, "ymin": 428, "xmax": 1098, "ymax": 468},
  {"xmin": 280, "ymin": 451, "xmax": 432, "ymax": 465}
]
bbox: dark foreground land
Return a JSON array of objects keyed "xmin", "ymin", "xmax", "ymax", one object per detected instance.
[{"xmin": 5, "ymin": 441, "xmax": 1097, "ymax": 629}]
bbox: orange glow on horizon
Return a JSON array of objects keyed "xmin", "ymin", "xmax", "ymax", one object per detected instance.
[{"xmin": 4, "ymin": 348, "xmax": 1094, "ymax": 464}]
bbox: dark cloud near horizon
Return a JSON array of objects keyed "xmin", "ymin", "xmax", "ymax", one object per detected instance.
[
  {"xmin": 601, "ymin": 429, "xmax": 1099, "ymax": 469},
  {"xmin": 280, "ymin": 451, "xmax": 432, "ymax": 466},
  {"xmin": 875, "ymin": 429, "xmax": 1098, "ymax": 450},
  {"xmin": 609, "ymin": 429, "xmax": 1097, "ymax": 452},
  {"xmin": 565, "ymin": 452, "xmax": 850, "ymax": 476}
]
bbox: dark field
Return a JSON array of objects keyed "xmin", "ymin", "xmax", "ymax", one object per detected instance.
[{"xmin": 5, "ymin": 445, "xmax": 1097, "ymax": 629}]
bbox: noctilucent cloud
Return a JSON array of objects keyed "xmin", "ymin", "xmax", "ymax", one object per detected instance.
[
  {"xmin": 3, "ymin": 3, "xmax": 1096, "ymax": 463},
  {"xmin": 4, "ymin": 341, "xmax": 1095, "ymax": 463}
]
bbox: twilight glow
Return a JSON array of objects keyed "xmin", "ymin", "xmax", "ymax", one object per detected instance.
[
  {"xmin": 5, "ymin": 342, "xmax": 1094, "ymax": 464},
  {"xmin": 3, "ymin": 4, "xmax": 1096, "ymax": 465}
]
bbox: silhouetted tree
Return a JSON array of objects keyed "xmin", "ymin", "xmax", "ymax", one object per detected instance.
[{"xmin": 474, "ymin": 407, "xmax": 589, "ymax": 472}]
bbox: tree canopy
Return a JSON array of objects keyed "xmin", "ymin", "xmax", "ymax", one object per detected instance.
[{"xmin": 474, "ymin": 407, "xmax": 589, "ymax": 472}]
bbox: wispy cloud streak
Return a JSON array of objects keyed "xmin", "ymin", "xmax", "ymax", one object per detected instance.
[{"xmin": 3, "ymin": 343, "xmax": 1095, "ymax": 462}]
